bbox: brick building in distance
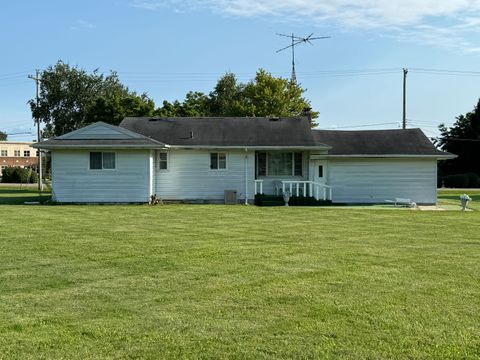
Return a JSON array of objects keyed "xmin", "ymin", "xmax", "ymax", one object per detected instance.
[{"xmin": 0, "ymin": 141, "xmax": 39, "ymax": 172}]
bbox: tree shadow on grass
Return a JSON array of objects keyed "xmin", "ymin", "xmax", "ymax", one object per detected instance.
[{"xmin": 0, "ymin": 188, "xmax": 51, "ymax": 205}]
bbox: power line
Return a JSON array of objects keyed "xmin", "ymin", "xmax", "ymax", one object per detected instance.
[{"xmin": 323, "ymin": 122, "xmax": 400, "ymax": 129}]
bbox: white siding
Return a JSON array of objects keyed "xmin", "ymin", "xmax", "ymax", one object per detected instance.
[
  {"xmin": 52, "ymin": 150, "xmax": 151, "ymax": 202},
  {"xmin": 154, "ymin": 150, "xmax": 255, "ymax": 202},
  {"xmin": 328, "ymin": 158, "xmax": 437, "ymax": 204}
]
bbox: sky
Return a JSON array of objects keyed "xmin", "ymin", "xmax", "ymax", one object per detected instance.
[{"xmin": 1, "ymin": 0, "xmax": 480, "ymax": 142}]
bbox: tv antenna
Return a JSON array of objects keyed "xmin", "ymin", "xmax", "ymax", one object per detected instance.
[{"xmin": 276, "ymin": 33, "xmax": 331, "ymax": 84}]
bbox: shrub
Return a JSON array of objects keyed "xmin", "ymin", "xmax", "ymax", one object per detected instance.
[
  {"xmin": 465, "ymin": 172, "xmax": 480, "ymax": 188},
  {"xmin": 1, "ymin": 166, "xmax": 38, "ymax": 183},
  {"xmin": 254, "ymin": 194, "xmax": 332, "ymax": 206},
  {"xmin": 30, "ymin": 171, "xmax": 38, "ymax": 183},
  {"xmin": 443, "ymin": 173, "xmax": 480, "ymax": 188}
]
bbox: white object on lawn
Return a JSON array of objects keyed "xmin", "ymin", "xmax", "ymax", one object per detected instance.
[{"xmin": 385, "ymin": 198, "xmax": 417, "ymax": 208}]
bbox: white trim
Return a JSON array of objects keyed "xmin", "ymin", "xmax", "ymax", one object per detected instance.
[
  {"xmin": 32, "ymin": 144, "xmax": 168, "ymax": 150},
  {"xmin": 168, "ymin": 145, "xmax": 331, "ymax": 150},
  {"xmin": 209, "ymin": 152, "xmax": 228, "ymax": 171},
  {"xmin": 311, "ymin": 154, "xmax": 455, "ymax": 159},
  {"xmin": 157, "ymin": 151, "xmax": 169, "ymax": 172}
]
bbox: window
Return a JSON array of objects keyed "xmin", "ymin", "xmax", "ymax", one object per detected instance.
[
  {"xmin": 210, "ymin": 153, "xmax": 227, "ymax": 170},
  {"xmin": 14, "ymin": 150, "xmax": 20, "ymax": 157},
  {"xmin": 36, "ymin": 151, "xmax": 39, "ymax": 157},
  {"xmin": 158, "ymin": 152, "xmax": 168, "ymax": 170},
  {"xmin": 256, "ymin": 152, "xmax": 302, "ymax": 177},
  {"xmin": 0, "ymin": 150, "xmax": 7, "ymax": 156},
  {"xmin": 24, "ymin": 150, "xmax": 30, "ymax": 157},
  {"xmin": 89, "ymin": 152, "xmax": 115, "ymax": 170},
  {"xmin": 318, "ymin": 165, "xmax": 323, "ymax": 178}
]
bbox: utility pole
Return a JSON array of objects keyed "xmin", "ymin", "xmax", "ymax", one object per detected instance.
[
  {"xmin": 402, "ymin": 68, "xmax": 408, "ymax": 129},
  {"xmin": 28, "ymin": 70, "xmax": 43, "ymax": 191}
]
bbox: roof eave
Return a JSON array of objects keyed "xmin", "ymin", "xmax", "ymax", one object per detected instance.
[
  {"xmin": 320, "ymin": 154, "xmax": 457, "ymax": 159},
  {"xmin": 166, "ymin": 145, "xmax": 332, "ymax": 150},
  {"xmin": 31, "ymin": 144, "xmax": 169, "ymax": 150}
]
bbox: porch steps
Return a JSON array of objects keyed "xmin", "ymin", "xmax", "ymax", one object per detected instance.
[
  {"xmin": 255, "ymin": 194, "xmax": 332, "ymax": 207},
  {"xmin": 261, "ymin": 200, "xmax": 285, "ymax": 207}
]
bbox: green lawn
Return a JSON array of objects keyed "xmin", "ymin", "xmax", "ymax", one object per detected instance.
[{"xmin": 0, "ymin": 188, "xmax": 479, "ymax": 359}]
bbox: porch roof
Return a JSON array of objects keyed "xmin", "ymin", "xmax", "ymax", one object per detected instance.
[{"xmin": 312, "ymin": 128, "xmax": 454, "ymax": 158}]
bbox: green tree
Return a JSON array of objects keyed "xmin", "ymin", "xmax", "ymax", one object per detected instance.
[
  {"xmin": 155, "ymin": 69, "xmax": 319, "ymax": 124},
  {"xmin": 155, "ymin": 92, "xmax": 210, "ymax": 117},
  {"xmin": 29, "ymin": 61, "xmax": 155, "ymax": 137},
  {"xmin": 209, "ymin": 73, "xmax": 245, "ymax": 116},
  {"xmin": 437, "ymin": 99, "xmax": 480, "ymax": 176},
  {"xmin": 242, "ymin": 69, "xmax": 318, "ymax": 123},
  {"xmin": 0, "ymin": 130, "xmax": 7, "ymax": 141}
]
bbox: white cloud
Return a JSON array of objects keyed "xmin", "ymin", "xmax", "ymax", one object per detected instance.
[
  {"xmin": 130, "ymin": 0, "xmax": 480, "ymax": 52},
  {"xmin": 131, "ymin": 0, "xmax": 480, "ymax": 27},
  {"xmin": 70, "ymin": 19, "xmax": 96, "ymax": 31}
]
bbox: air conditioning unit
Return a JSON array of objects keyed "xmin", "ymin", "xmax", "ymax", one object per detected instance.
[{"xmin": 224, "ymin": 190, "xmax": 238, "ymax": 205}]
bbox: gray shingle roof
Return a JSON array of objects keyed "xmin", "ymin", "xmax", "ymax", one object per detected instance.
[
  {"xmin": 32, "ymin": 138, "xmax": 164, "ymax": 149},
  {"xmin": 120, "ymin": 116, "xmax": 328, "ymax": 148},
  {"xmin": 312, "ymin": 128, "xmax": 452, "ymax": 156}
]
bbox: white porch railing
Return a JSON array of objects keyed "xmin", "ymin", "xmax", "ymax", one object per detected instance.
[
  {"xmin": 254, "ymin": 179, "xmax": 264, "ymax": 195},
  {"xmin": 254, "ymin": 179, "xmax": 332, "ymax": 201}
]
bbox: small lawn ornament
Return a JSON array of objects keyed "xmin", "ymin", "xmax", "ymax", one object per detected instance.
[
  {"xmin": 283, "ymin": 190, "xmax": 291, "ymax": 206},
  {"xmin": 460, "ymin": 194, "xmax": 471, "ymax": 211},
  {"xmin": 149, "ymin": 194, "xmax": 163, "ymax": 205}
]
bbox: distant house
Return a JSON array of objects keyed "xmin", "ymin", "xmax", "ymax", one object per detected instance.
[
  {"xmin": 0, "ymin": 141, "xmax": 39, "ymax": 172},
  {"xmin": 33, "ymin": 117, "xmax": 454, "ymax": 204}
]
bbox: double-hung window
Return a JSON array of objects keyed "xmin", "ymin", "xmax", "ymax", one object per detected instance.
[
  {"xmin": 256, "ymin": 152, "xmax": 303, "ymax": 177},
  {"xmin": 89, "ymin": 152, "xmax": 116, "ymax": 170},
  {"xmin": 0, "ymin": 150, "xmax": 7, "ymax": 156},
  {"xmin": 158, "ymin": 152, "xmax": 168, "ymax": 170},
  {"xmin": 14, "ymin": 150, "xmax": 20, "ymax": 157},
  {"xmin": 24, "ymin": 150, "xmax": 30, "ymax": 157},
  {"xmin": 210, "ymin": 153, "xmax": 227, "ymax": 170}
]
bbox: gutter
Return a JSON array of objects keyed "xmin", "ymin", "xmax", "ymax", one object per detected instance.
[
  {"xmin": 166, "ymin": 145, "xmax": 332, "ymax": 150},
  {"xmin": 311, "ymin": 154, "xmax": 456, "ymax": 160}
]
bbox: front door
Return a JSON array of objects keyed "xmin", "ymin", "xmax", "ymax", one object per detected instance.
[{"xmin": 312, "ymin": 160, "xmax": 327, "ymax": 184}]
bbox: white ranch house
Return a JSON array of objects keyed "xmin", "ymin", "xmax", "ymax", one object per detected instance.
[{"xmin": 33, "ymin": 117, "xmax": 454, "ymax": 204}]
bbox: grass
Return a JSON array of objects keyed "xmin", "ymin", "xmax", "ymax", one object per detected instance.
[{"xmin": 0, "ymin": 188, "xmax": 479, "ymax": 359}]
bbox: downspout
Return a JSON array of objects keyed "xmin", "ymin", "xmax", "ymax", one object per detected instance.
[{"xmin": 244, "ymin": 148, "xmax": 248, "ymax": 205}]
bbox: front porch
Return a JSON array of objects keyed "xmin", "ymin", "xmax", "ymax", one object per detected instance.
[
  {"xmin": 253, "ymin": 150, "xmax": 332, "ymax": 202},
  {"xmin": 254, "ymin": 179, "xmax": 332, "ymax": 201}
]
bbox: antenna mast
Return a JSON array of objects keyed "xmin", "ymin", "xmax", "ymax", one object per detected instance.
[{"xmin": 276, "ymin": 32, "xmax": 330, "ymax": 84}]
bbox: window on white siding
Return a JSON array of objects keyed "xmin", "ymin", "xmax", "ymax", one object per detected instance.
[
  {"xmin": 210, "ymin": 153, "xmax": 227, "ymax": 170},
  {"xmin": 158, "ymin": 152, "xmax": 168, "ymax": 170},
  {"xmin": 24, "ymin": 150, "xmax": 30, "ymax": 157},
  {"xmin": 89, "ymin": 152, "xmax": 116, "ymax": 170},
  {"xmin": 256, "ymin": 152, "xmax": 302, "ymax": 177},
  {"xmin": 1, "ymin": 150, "xmax": 7, "ymax": 156},
  {"xmin": 14, "ymin": 150, "xmax": 20, "ymax": 157}
]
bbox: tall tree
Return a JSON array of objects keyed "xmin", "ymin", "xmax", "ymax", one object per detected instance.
[
  {"xmin": 29, "ymin": 61, "xmax": 155, "ymax": 137},
  {"xmin": 0, "ymin": 130, "xmax": 7, "ymax": 141},
  {"xmin": 242, "ymin": 69, "xmax": 318, "ymax": 122},
  {"xmin": 154, "ymin": 69, "xmax": 319, "ymax": 124},
  {"xmin": 437, "ymin": 99, "xmax": 480, "ymax": 175}
]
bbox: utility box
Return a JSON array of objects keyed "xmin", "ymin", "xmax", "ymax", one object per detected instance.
[{"xmin": 224, "ymin": 190, "xmax": 238, "ymax": 205}]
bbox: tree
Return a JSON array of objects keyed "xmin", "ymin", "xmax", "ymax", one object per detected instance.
[
  {"xmin": 155, "ymin": 92, "xmax": 210, "ymax": 117},
  {"xmin": 29, "ymin": 61, "xmax": 155, "ymax": 137},
  {"xmin": 437, "ymin": 99, "xmax": 480, "ymax": 176},
  {"xmin": 0, "ymin": 130, "xmax": 7, "ymax": 141},
  {"xmin": 155, "ymin": 69, "xmax": 319, "ymax": 124},
  {"xmin": 242, "ymin": 69, "xmax": 318, "ymax": 122}
]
